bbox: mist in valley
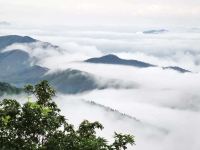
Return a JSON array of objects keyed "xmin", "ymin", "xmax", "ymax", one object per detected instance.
[
  {"xmin": 0, "ymin": 25, "xmax": 200, "ymax": 150},
  {"xmin": 1, "ymin": 0, "xmax": 200, "ymax": 148}
]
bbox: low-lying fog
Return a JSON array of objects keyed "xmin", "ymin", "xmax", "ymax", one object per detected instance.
[
  {"xmin": 53, "ymin": 65, "xmax": 200, "ymax": 150},
  {"xmin": 1, "ymin": 25, "xmax": 200, "ymax": 150},
  {"xmin": 2, "ymin": 65, "xmax": 200, "ymax": 150}
]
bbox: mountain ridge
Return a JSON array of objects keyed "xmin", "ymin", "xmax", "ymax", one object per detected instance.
[
  {"xmin": 0, "ymin": 35, "xmax": 192, "ymax": 95},
  {"xmin": 0, "ymin": 35, "xmax": 37, "ymax": 50},
  {"xmin": 85, "ymin": 54, "xmax": 155, "ymax": 68},
  {"xmin": 85, "ymin": 54, "xmax": 191, "ymax": 73}
]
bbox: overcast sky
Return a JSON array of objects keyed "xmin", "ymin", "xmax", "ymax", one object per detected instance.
[{"xmin": 0, "ymin": 0, "xmax": 200, "ymax": 27}]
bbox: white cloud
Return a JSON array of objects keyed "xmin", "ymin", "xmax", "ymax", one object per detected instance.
[
  {"xmin": 0, "ymin": 0, "xmax": 200, "ymax": 26},
  {"xmin": 2, "ymin": 25, "xmax": 200, "ymax": 72},
  {"xmin": 1, "ymin": 21, "xmax": 200, "ymax": 150},
  {"xmin": 52, "ymin": 65, "xmax": 200, "ymax": 150},
  {"xmin": 27, "ymin": 30, "xmax": 200, "ymax": 72}
]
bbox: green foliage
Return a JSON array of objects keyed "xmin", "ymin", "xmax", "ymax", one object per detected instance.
[{"xmin": 0, "ymin": 80, "xmax": 135, "ymax": 150}]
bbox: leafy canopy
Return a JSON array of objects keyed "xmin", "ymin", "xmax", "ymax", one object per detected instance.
[{"xmin": 0, "ymin": 80, "xmax": 135, "ymax": 150}]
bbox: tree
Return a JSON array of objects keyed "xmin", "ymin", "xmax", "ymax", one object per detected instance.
[{"xmin": 0, "ymin": 80, "xmax": 135, "ymax": 150}]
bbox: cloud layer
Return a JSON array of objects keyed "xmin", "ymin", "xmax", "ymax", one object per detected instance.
[
  {"xmin": 1, "ymin": 0, "xmax": 200, "ymax": 26},
  {"xmin": 1, "ymin": 25, "xmax": 200, "ymax": 150},
  {"xmin": 2, "ymin": 26, "xmax": 200, "ymax": 72}
]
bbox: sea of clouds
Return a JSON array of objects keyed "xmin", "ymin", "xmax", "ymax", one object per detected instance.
[
  {"xmin": 1, "ymin": 24, "xmax": 200, "ymax": 150},
  {"xmin": 3, "ymin": 24, "xmax": 200, "ymax": 71}
]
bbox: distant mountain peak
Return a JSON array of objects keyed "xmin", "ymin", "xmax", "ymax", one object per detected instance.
[
  {"xmin": 0, "ymin": 35, "xmax": 37, "ymax": 50},
  {"xmin": 143, "ymin": 29, "xmax": 169, "ymax": 34},
  {"xmin": 85, "ymin": 54, "xmax": 155, "ymax": 68},
  {"xmin": 162, "ymin": 66, "xmax": 191, "ymax": 73},
  {"xmin": 94, "ymin": 54, "xmax": 121, "ymax": 62},
  {"xmin": 0, "ymin": 35, "xmax": 36, "ymax": 42},
  {"xmin": 101, "ymin": 54, "xmax": 119, "ymax": 59},
  {"xmin": 85, "ymin": 54, "xmax": 192, "ymax": 73}
]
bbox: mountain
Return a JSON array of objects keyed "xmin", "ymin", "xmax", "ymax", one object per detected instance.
[
  {"xmin": 0, "ymin": 35, "xmax": 191, "ymax": 95},
  {"xmin": 0, "ymin": 50, "xmax": 31, "ymax": 76},
  {"xmin": 162, "ymin": 66, "xmax": 191, "ymax": 73},
  {"xmin": 0, "ymin": 50, "xmax": 135, "ymax": 93},
  {"xmin": 44, "ymin": 69, "xmax": 98, "ymax": 94},
  {"xmin": 0, "ymin": 35, "xmax": 136, "ymax": 94},
  {"xmin": 143, "ymin": 29, "xmax": 168, "ymax": 34},
  {"xmin": 0, "ymin": 36, "xmax": 136, "ymax": 94},
  {"xmin": 0, "ymin": 49, "xmax": 49, "ymax": 85},
  {"xmin": 0, "ymin": 35, "xmax": 59, "ymax": 51},
  {"xmin": 0, "ymin": 82, "xmax": 22, "ymax": 96},
  {"xmin": 85, "ymin": 54, "xmax": 191, "ymax": 73},
  {"xmin": 85, "ymin": 54, "xmax": 155, "ymax": 68},
  {"xmin": 1, "ymin": 67, "xmax": 135, "ymax": 94},
  {"xmin": 0, "ymin": 35, "xmax": 37, "ymax": 50},
  {"xmin": 43, "ymin": 69, "xmax": 136, "ymax": 94}
]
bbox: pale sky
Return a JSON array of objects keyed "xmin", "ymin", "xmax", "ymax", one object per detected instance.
[{"xmin": 0, "ymin": 0, "xmax": 200, "ymax": 27}]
